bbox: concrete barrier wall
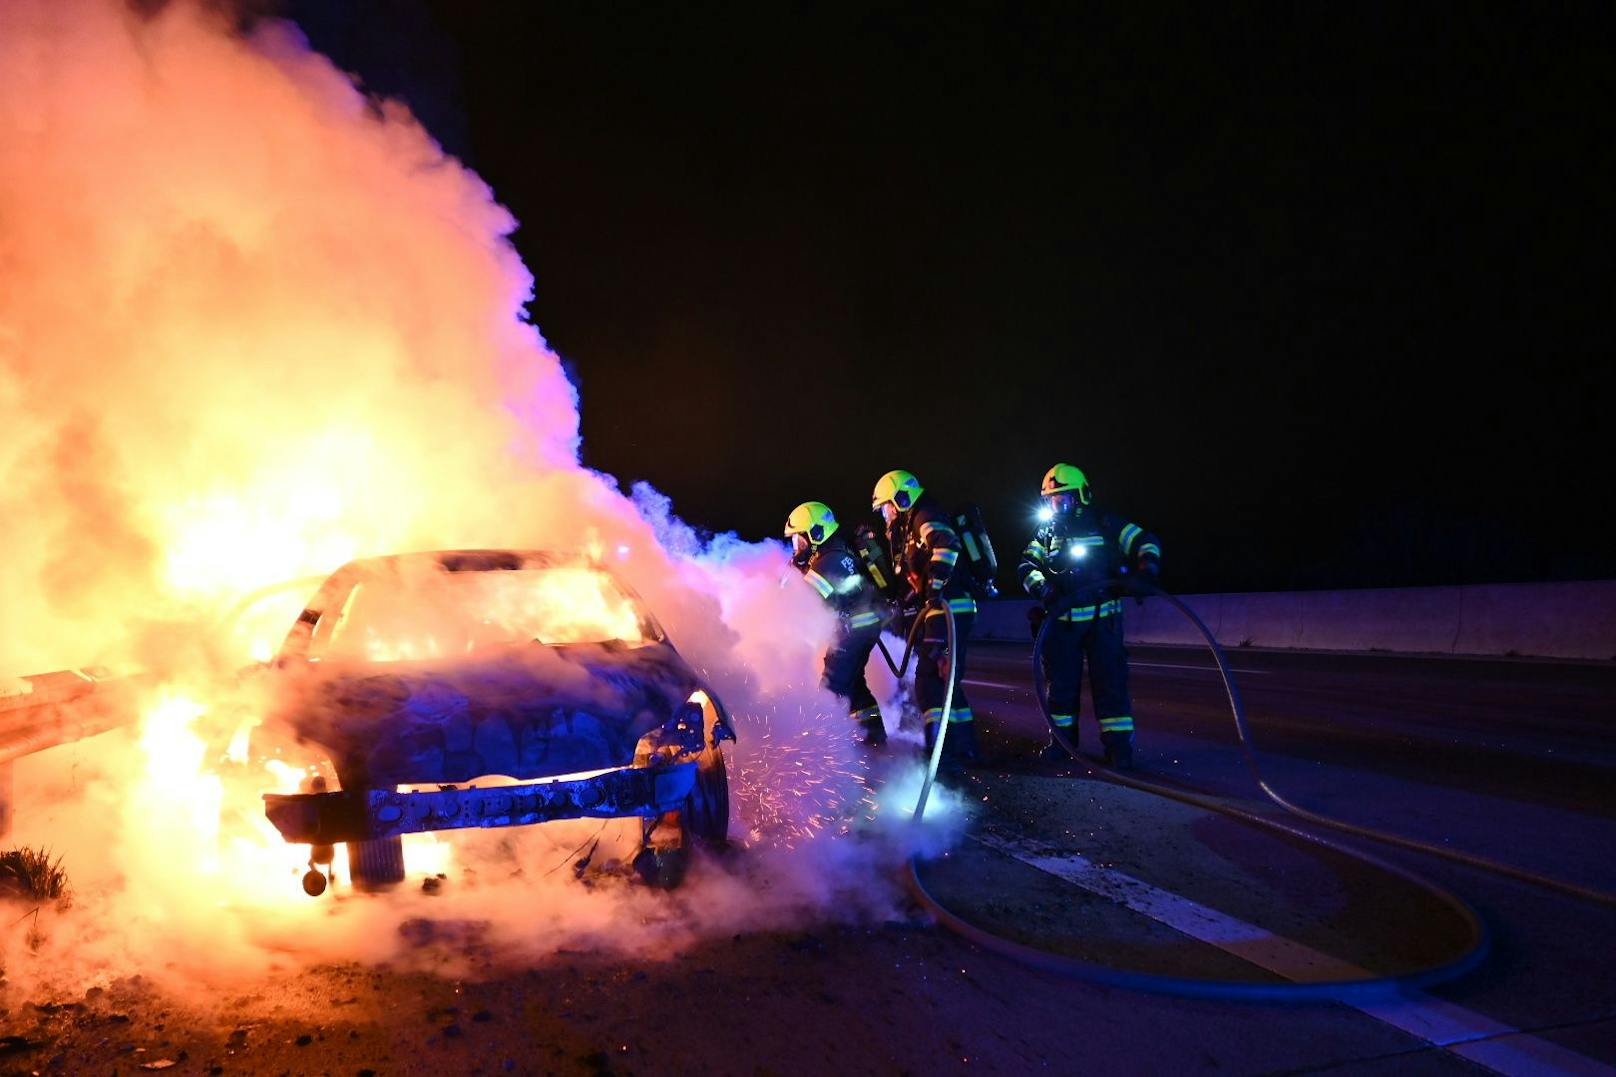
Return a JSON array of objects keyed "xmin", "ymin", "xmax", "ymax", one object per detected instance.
[{"xmin": 972, "ymin": 580, "xmax": 1616, "ymax": 661}]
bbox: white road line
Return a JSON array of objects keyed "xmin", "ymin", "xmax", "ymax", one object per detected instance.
[
  {"xmin": 1132, "ymin": 660, "xmax": 1269, "ymax": 675},
  {"xmin": 965, "ymin": 665, "xmax": 1268, "ymax": 687},
  {"xmin": 976, "ymin": 833, "xmax": 1614, "ymax": 1077}
]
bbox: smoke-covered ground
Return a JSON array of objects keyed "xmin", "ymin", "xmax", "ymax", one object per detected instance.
[{"xmin": 0, "ymin": 0, "xmax": 965, "ymax": 1002}]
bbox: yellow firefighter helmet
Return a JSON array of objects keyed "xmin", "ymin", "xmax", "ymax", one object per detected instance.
[
  {"xmin": 1041, "ymin": 463, "xmax": 1093, "ymax": 504},
  {"xmin": 871, "ymin": 469, "xmax": 924, "ymax": 512},
  {"xmin": 784, "ymin": 501, "xmax": 839, "ymax": 545}
]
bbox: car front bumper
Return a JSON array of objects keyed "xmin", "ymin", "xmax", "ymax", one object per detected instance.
[{"xmin": 262, "ymin": 761, "xmax": 698, "ymax": 845}]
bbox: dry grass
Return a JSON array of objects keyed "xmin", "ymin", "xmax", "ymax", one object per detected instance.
[{"xmin": 0, "ymin": 846, "xmax": 70, "ymax": 904}]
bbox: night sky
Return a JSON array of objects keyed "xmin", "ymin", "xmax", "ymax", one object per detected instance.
[{"xmin": 279, "ymin": 3, "xmax": 1612, "ymax": 594}]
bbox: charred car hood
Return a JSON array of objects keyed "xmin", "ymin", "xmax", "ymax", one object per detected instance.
[{"xmin": 273, "ymin": 641, "xmax": 699, "ymax": 788}]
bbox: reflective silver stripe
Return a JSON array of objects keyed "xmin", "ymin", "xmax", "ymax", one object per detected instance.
[{"xmin": 1138, "ymin": 542, "xmax": 1161, "ymax": 558}]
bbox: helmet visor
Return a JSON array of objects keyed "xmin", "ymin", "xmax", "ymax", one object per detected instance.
[
  {"xmin": 878, "ymin": 502, "xmax": 899, "ymax": 527},
  {"xmin": 1045, "ymin": 492, "xmax": 1077, "ymax": 516}
]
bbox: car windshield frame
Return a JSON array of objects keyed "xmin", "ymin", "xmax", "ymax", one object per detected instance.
[{"xmin": 280, "ymin": 551, "xmax": 666, "ymax": 664}]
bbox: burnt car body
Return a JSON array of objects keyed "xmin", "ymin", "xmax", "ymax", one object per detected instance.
[{"xmin": 259, "ymin": 550, "xmax": 734, "ymax": 893}]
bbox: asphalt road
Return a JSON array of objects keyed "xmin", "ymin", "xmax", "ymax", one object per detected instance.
[{"xmin": 5, "ymin": 643, "xmax": 1615, "ymax": 1075}]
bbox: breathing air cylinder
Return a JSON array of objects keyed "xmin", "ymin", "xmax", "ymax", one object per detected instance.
[
  {"xmin": 851, "ymin": 524, "xmax": 899, "ymax": 599},
  {"xmin": 952, "ymin": 503, "xmax": 1000, "ymax": 598}
]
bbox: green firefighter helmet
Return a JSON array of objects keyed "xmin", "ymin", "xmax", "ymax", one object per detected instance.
[
  {"xmin": 871, "ymin": 469, "xmax": 924, "ymax": 512},
  {"xmin": 784, "ymin": 501, "xmax": 839, "ymax": 545},
  {"xmin": 1041, "ymin": 463, "xmax": 1093, "ymax": 505}
]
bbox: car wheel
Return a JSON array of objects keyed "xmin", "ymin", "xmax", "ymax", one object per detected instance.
[
  {"xmin": 347, "ymin": 835, "xmax": 405, "ymax": 890},
  {"xmin": 685, "ymin": 744, "xmax": 730, "ymax": 849},
  {"xmin": 632, "ymin": 843, "xmax": 690, "ymax": 889}
]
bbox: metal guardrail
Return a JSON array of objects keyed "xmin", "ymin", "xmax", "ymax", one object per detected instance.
[{"xmin": 0, "ymin": 668, "xmax": 145, "ymax": 837}]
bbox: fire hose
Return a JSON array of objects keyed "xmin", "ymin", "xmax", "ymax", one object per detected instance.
[
  {"xmin": 899, "ymin": 579, "xmax": 1529, "ymax": 999},
  {"xmin": 1030, "ymin": 579, "xmax": 1616, "ymax": 909},
  {"xmin": 867, "ymin": 596, "xmax": 962, "ymax": 823}
]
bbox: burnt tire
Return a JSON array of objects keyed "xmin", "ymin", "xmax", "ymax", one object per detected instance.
[
  {"xmin": 686, "ymin": 746, "xmax": 730, "ymax": 849},
  {"xmin": 632, "ymin": 845, "xmax": 690, "ymax": 889},
  {"xmin": 347, "ymin": 835, "xmax": 405, "ymax": 891}
]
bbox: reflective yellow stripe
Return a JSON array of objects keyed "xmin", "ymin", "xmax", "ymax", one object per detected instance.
[
  {"xmin": 1099, "ymin": 715, "xmax": 1134, "ymax": 732},
  {"xmin": 931, "ymin": 548, "xmax": 960, "ymax": 565},
  {"xmin": 947, "ymin": 707, "xmax": 974, "ymax": 724},
  {"xmin": 1058, "ymin": 599, "xmax": 1121, "ymax": 622},
  {"xmin": 847, "ymin": 611, "xmax": 881, "ymax": 629},
  {"xmin": 850, "ymin": 706, "xmax": 882, "ymax": 722},
  {"xmin": 1138, "ymin": 543, "xmax": 1161, "ymax": 558},
  {"xmin": 803, "ymin": 569, "xmax": 834, "ymax": 598},
  {"xmin": 1119, "ymin": 524, "xmax": 1142, "ymax": 556},
  {"xmin": 948, "ymin": 596, "xmax": 977, "ymax": 614},
  {"xmin": 922, "ymin": 707, "xmax": 944, "ymax": 725},
  {"xmin": 1050, "ymin": 713, "xmax": 1075, "ymax": 727}
]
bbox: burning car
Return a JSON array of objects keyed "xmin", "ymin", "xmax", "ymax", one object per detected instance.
[{"xmin": 256, "ymin": 550, "xmax": 734, "ymax": 894}]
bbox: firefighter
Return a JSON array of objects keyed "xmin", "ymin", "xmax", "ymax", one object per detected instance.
[
  {"xmin": 785, "ymin": 501, "xmax": 889, "ymax": 746},
  {"xmin": 1019, "ymin": 463, "xmax": 1161, "ymax": 769},
  {"xmin": 870, "ymin": 470, "xmax": 978, "ymax": 764}
]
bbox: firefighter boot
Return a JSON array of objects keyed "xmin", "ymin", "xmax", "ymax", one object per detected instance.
[
  {"xmin": 1101, "ymin": 732, "xmax": 1135, "ymax": 771},
  {"xmin": 861, "ymin": 715, "xmax": 888, "ymax": 747},
  {"xmin": 944, "ymin": 718, "xmax": 980, "ymax": 766}
]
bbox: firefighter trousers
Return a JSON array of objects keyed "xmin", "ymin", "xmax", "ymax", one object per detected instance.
[
  {"xmin": 917, "ymin": 607, "xmax": 974, "ymax": 728},
  {"xmin": 1040, "ymin": 611, "xmax": 1134, "ymax": 745},
  {"xmin": 823, "ymin": 624, "xmax": 882, "ymax": 726}
]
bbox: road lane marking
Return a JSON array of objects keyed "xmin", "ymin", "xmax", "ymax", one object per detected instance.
[
  {"xmin": 965, "ymin": 665, "xmax": 1268, "ymax": 687},
  {"xmin": 1132, "ymin": 661, "xmax": 1269, "ymax": 675},
  {"xmin": 976, "ymin": 832, "xmax": 1614, "ymax": 1077}
]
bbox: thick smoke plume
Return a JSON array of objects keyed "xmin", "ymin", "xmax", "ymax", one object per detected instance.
[{"xmin": 0, "ymin": 0, "xmax": 962, "ymax": 996}]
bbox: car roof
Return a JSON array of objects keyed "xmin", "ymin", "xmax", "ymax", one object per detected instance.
[{"xmin": 335, "ymin": 549, "xmax": 578, "ymax": 574}]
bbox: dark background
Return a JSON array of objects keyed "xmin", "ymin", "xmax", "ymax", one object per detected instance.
[{"xmin": 269, "ymin": 2, "xmax": 1613, "ymax": 594}]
